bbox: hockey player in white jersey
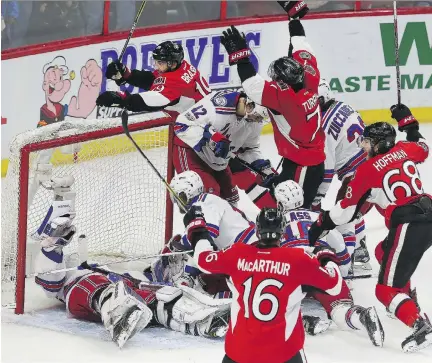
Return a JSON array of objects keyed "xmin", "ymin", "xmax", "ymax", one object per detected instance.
[
  {"xmin": 313, "ymin": 79, "xmax": 372, "ymax": 273},
  {"xmin": 275, "ymin": 180, "xmax": 385, "ymax": 347},
  {"xmin": 33, "ymin": 176, "xmax": 230, "ymax": 347},
  {"xmin": 173, "ymin": 90, "xmax": 276, "ymax": 208},
  {"xmin": 146, "ymin": 171, "xmax": 258, "ymax": 291}
]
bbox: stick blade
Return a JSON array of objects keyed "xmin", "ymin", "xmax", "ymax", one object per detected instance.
[{"xmin": 121, "ymin": 109, "xmax": 129, "ymax": 133}]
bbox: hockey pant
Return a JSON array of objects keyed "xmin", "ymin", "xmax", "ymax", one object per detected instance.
[
  {"xmin": 274, "ymin": 158, "xmax": 324, "ymax": 209},
  {"xmin": 63, "ymin": 273, "xmax": 156, "ymax": 322},
  {"xmin": 222, "ymin": 349, "xmax": 307, "ymax": 363},
  {"xmin": 375, "ymin": 196, "xmax": 432, "ymax": 327},
  {"xmin": 173, "ymin": 145, "xmax": 239, "ymax": 205},
  {"xmin": 229, "ymin": 157, "xmax": 276, "ymax": 209}
]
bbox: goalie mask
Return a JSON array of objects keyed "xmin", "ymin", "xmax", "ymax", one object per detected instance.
[
  {"xmin": 274, "ymin": 180, "xmax": 304, "ymax": 214},
  {"xmin": 169, "ymin": 171, "xmax": 204, "ymax": 206}
]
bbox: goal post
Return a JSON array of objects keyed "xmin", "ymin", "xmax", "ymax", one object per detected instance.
[{"xmin": 2, "ymin": 111, "xmax": 175, "ymax": 314}]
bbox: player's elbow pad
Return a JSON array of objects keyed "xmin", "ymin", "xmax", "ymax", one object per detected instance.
[
  {"xmin": 128, "ymin": 70, "xmax": 155, "ymax": 90},
  {"xmin": 237, "ymin": 61, "xmax": 257, "ymax": 83},
  {"xmin": 124, "ymin": 94, "xmax": 167, "ymax": 112}
]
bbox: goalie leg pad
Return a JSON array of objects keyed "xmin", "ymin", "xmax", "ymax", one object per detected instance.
[
  {"xmin": 156, "ymin": 285, "xmax": 231, "ymax": 338},
  {"xmin": 98, "ymin": 280, "xmax": 153, "ymax": 348}
]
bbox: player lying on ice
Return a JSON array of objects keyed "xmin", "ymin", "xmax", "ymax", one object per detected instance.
[
  {"xmin": 274, "ymin": 180, "xmax": 384, "ymax": 346},
  {"xmin": 308, "ymin": 104, "xmax": 432, "ymax": 353},
  {"xmin": 220, "ymin": 3, "xmax": 325, "ymax": 210},
  {"xmin": 33, "ymin": 176, "xmax": 230, "ymax": 348},
  {"xmin": 314, "ymin": 79, "xmax": 372, "ymax": 275},
  {"xmin": 174, "ymin": 90, "xmax": 276, "ymax": 208},
  {"xmin": 96, "ymin": 40, "xmax": 211, "ymax": 113},
  {"xmin": 184, "ymin": 205, "xmax": 345, "ymax": 363}
]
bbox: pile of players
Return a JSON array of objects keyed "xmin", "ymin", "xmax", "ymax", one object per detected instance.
[{"xmin": 33, "ymin": 1, "xmax": 431, "ymax": 359}]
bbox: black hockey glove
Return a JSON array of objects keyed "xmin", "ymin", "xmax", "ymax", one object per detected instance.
[
  {"xmin": 221, "ymin": 26, "xmax": 251, "ymax": 66},
  {"xmin": 312, "ymin": 246, "xmax": 340, "ymax": 267},
  {"xmin": 106, "ymin": 61, "xmax": 131, "ymax": 86},
  {"xmin": 96, "ymin": 90, "xmax": 129, "ymax": 108},
  {"xmin": 278, "ymin": 1, "xmax": 309, "ymax": 19},
  {"xmin": 390, "ymin": 104, "xmax": 419, "ymax": 132},
  {"xmin": 183, "ymin": 205, "xmax": 212, "ymax": 248},
  {"xmin": 308, "ymin": 211, "xmax": 336, "ymax": 247}
]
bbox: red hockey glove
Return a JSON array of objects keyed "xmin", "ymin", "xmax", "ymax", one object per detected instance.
[
  {"xmin": 313, "ymin": 246, "xmax": 340, "ymax": 267},
  {"xmin": 96, "ymin": 91, "xmax": 129, "ymax": 107},
  {"xmin": 221, "ymin": 26, "xmax": 251, "ymax": 66},
  {"xmin": 390, "ymin": 104, "xmax": 419, "ymax": 132},
  {"xmin": 308, "ymin": 211, "xmax": 336, "ymax": 247},
  {"xmin": 106, "ymin": 61, "xmax": 131, "ymax": 86},
  {"xmin": 278, "ymin": 1, "xmax": 309, "ymax": 19},
  {"xmin": 183, "ymin": 205, "xmax": 210, "ymax": 246}
]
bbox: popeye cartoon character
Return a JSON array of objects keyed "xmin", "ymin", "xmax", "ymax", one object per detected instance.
[{"xmin": 39, "ymin": 56, "xmax": 103, "ymax": 127}]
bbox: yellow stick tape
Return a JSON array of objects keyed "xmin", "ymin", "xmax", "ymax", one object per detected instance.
[{"xmin": 2, "ymin": 107, "xmax": 431, "ymax": 178}]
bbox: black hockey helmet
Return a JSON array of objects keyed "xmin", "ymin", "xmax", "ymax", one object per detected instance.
[
  {"xmin": 362, "ymin": 122, "xmax": 396, "ymax": 156},
  {"xmin": 256, "ymin": 208, "xmax": 284, "ymax": 243},
  {"xmin": 153, "ymin": 41, "xmax": 184, "ymax": 67},
  {"xmin": 268, "ymin": 56, "xmax": 304, "ymax": 87}
]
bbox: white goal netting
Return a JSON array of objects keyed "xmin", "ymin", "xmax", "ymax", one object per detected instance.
[{"xmin": 1, "ymin": 111, "xmax": 174, "ymax": 312}]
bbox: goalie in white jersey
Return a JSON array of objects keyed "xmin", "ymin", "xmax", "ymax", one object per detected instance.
[
  {"xmin": 313, "ymin": 79, "xmax": 371, "ymax": 273},
  {"xmin": 173, "ymin": 90, "xmax": 276, "ymax": 208},
  {"xmin": 33, "ymin": 176, "xmax": 230, "ymax": 348},
  {"xmin": 275, "ymin": 180, "xmax": 384, "ymax": 347}
]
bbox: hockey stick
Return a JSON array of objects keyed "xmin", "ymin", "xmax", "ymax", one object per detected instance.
[
  {"xmin": 28, "ymin": 248, "xmax": 193, "ymax": 278},
  {"xmin": 119, "ymin": 1, "xmax": 147, "ymax": 60},
  {"xmin": 234, "ymin": 157, "xmax": 268, "ymax": 178},
  {"xmin": 276, "ymin": 158, "xmax": 283, "ymax": 173},
  {"xmin": 121, "ymin": 110, "xmax": 188, "ymax": 212},
  {"xmin": 393, "ymin": 1, "xmax": 401, "ymax": 105}
]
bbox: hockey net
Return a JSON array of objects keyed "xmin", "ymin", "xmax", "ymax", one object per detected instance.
[{"xmin": 1, "ymin": 111, "xmax": 175, "ymax": 314}]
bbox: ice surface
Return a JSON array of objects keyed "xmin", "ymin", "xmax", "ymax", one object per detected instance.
[{"xmin": 2, "ymin": 129, "xmax": 432, "ymax": 363}]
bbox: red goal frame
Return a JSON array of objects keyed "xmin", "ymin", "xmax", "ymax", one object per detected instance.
[{"xmin": 14, "ymin": 116, "xmax": 175, "ymax": 314}]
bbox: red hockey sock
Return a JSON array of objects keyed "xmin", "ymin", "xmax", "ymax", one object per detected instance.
[
  {"xmin": 375, "ymin": 283, "xmax": 420, "ymax": 327},
  {"xmin": 232, "ymin": 169, "xmax": 276, "ymax": 208}
]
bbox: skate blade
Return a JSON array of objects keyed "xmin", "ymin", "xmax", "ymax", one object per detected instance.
[
  {"xmin": 353, "ymin": 262, "xmax": 372, "ymax": 272},
  {"xmin": 368, "ymin": 307, "xmax": 385, "ymax": 347},
  {"xmin": 312, "ymin": 320, "xmax": 332, "ymax": 335},
  {"xmin": 116, "ymin": 309, "xmax": 151, "ymax": 349},
  {"xmin": 403, "ymin": 331, "xmax": 432, "ymax": 353}
]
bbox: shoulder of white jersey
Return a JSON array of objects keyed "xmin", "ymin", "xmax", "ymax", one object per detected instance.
[
  {"xmin": 284, "ymin": 208, "xmax": 319, "ymax": 223},
  {"xmin": 210, "ymin": 90, "xmax": 239, "ymax": 115}
]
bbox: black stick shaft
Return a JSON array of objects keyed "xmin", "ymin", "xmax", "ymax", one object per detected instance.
[
  {"xmin": 393, "ymin": 1, "xmax": 401, "ymax": 105},
  {"xmin": 119, "ymin": 1, "xmax": 147, "ymax": 60}
]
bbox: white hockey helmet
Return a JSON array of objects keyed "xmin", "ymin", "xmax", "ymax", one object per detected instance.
[
  {"xmin": 318, "ymin": 78, "xmax": 335, "ymax": 105},
  {"xmin": 274, "ymin": 180, "xmax": 304, "ymax": 213},
  {"xmin": 245, "ymin": 97, "xmax": 269, "ymax": 123},
  {"xmin": 169, "ymin": 171, "xmax": 204, "ymax": 206}
]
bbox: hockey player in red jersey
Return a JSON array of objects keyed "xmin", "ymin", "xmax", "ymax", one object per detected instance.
[
  {"xmin": 275, "ymin": 180, "xmax": 384, "ymax": 346},
  {"xmin": 96, "ymin": 41, "xmax": 211, "ymax": 112},
  {"xmin": 220, "ymin": 13, "xmax": 324, "ymax": 209},
  {"xmin": 184, "ymin": 205, "xmax": 343, "ymax": 363},
  {"xmin": 308, "ymin": 104, "xmax": 432, "ymax": 352}
]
